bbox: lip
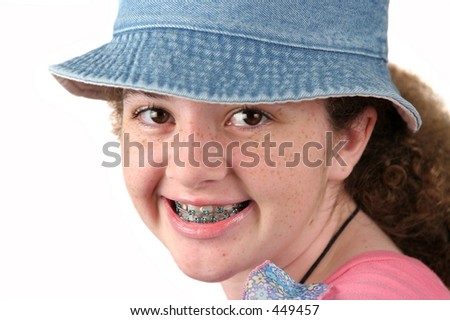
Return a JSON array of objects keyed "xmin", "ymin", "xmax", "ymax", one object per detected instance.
[{"xmin": 163, "ymin": 197, "xmax": 253, "ymax": 239}]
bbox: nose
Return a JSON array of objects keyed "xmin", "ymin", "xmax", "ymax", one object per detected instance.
[{"xmin": 165, "ymin": 123, "xmax": 229, "ymax": 189}]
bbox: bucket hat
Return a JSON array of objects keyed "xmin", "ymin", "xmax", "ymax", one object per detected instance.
[{"xmin": 49, "ymin": 0, "xmax": 421, "ymax": 131}]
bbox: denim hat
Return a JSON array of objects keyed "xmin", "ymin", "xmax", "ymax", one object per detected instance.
[{"xmin": 49, "ymin": 0, "xmax": 421, "ymax": 131}]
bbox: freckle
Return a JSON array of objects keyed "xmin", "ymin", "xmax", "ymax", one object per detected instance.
[{"xmin": 222, "ymin": 253, "xmax": 227, "ymax": 257}]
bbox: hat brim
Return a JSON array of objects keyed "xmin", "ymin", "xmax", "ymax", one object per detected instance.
[{"xmin": 49, "ymin": 28, "xmax": 421, "ymax": 131}]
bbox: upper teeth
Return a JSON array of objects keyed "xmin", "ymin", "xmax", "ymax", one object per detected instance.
[{"xmin": 174, "ymin": 201, "xmax": 247, "ymax": 223}]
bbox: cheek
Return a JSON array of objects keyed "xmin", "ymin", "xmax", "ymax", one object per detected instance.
[
  {"xmin": 122, "ymin": 161, "xmax": 165, "ymax": 235},
  {"xmin": 122, "ymin": 166, "xmax": 158, "ymax": 197},
  {"xmin": 120, "ymin": 133, "xmax": 166, "ymax": 209},
  {"xmin": 231, "ymin": 129, "xmax": 329, "ymax": 216}
]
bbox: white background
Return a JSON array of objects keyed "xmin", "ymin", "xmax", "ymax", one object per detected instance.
[{"xmin": 0, "ymin": 0, "xmax": 449, "ymax": 300}]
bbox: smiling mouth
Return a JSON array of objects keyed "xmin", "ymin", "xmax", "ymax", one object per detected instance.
[{"xmin": 172, "ymin": 200, "xmax": 250, "ymax": 223}]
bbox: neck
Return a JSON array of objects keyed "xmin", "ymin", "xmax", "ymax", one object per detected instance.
[
  {"xmin": 220, "ymin": 195, "xmax": 357, "ymax": 299},
  {"xmin": 220, "ymin": 270, "xmax": 251, "ymax": 299}
]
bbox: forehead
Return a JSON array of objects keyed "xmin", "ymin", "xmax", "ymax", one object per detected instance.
[
  {"xmin": 123, "ymin": 89, "xmax": 327, "ymax": 110},
  {"xmin": 123, "ymin": 90, "xmax": 170, "ymax": 101}
]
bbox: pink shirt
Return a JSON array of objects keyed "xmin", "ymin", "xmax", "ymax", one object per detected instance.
[{"xmin": 323, "ymin": 251, "xmax": 450, "ymax": 299}]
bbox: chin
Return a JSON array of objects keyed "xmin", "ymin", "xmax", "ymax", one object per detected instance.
[
  {"xmin": 172, "ymin": 254, "xmax": 240, "ymax": 283},
  {"xmin": 183, "ymin": 270, "xmax": 230, "ymax": 283}
]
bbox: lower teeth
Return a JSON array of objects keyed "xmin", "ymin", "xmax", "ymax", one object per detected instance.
[{"xmin": 174, "ymin": 201, "xmax": 248, "ymax": 223}]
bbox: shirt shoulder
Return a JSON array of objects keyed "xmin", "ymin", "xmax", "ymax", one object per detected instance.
[{"xmin": 323, "ymin": 250, "xmax": 450, "ymax": 299}]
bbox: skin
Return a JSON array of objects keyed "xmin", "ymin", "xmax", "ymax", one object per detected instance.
[{"xmin": 120, "ymin": 91, "xmax": 400, "ymax": 299}]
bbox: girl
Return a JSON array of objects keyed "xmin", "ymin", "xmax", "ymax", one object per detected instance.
[{"xmin": 50, "ymin": 0, "xmax": 450, "ymax": 299}]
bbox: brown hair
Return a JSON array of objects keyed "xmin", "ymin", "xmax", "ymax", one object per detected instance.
[
  {"xmin": 327, "ymin": 65, "xmax": 450, "ymax": 287},
  {"xmin": 106, "ymin": 65, "xmax": 450, "ymax": 287},
  {"xmin": 105, "ymin": 87, "xmax": 124, "ymax": 137}
]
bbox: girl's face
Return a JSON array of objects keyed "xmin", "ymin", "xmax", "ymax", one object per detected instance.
[{"xmin": 121, "ymin": 92, "xmax": 342, "ymax": 283}]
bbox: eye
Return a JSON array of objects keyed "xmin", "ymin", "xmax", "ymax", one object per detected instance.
[
  {"xmin": 133, "ymin": 106, "xmax": 173, "ymax": 125},
  {"xmin": 228, "ymin": 108, "xmax": 271, "ymax": 127}
]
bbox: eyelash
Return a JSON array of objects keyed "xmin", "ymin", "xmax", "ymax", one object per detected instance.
[
  {"xmin": 131, "ymin": 105, "xmax": 157, "ymax": 119},
  {"xmin": 227, "ymin": 107, "xmax": 273, "ymax": 128},
  {"xmin": 131, "ymin": 105, "xmax": 273, "ymax": 129},
  {"xmin": 131, "ymin": 105, "xmax": 174, "ymax": 125}
]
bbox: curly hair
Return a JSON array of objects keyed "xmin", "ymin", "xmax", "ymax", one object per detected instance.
[
  {"xmin": 106, "ymin": 65, "xmax": 450, "ymax": 287},
  {"xmin": 327, "ymin": 65, "xmax": 450, "ymax": 287},
  {"xmin": 105, "ymin": 87, "xmax": 124, "ymax": 137}
]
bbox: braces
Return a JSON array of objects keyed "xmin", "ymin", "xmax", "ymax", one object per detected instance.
[{"xmin": 175, "ymin": 201, "xmax": 248, "ymax": 223}]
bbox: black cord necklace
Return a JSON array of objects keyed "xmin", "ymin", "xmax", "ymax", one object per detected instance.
[{"xmin": 299, "ymin": 206, "xmax": 360, "ymax": 284}]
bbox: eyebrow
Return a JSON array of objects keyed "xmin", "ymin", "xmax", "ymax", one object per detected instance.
[{"xmin": 123, "ymin": 90, "xmax": 171, "ymax": 101}]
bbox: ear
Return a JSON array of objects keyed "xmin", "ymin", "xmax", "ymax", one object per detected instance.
[{"xmin": 327, "ymin": 107, "xmax": 377, "ymax": 182}]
